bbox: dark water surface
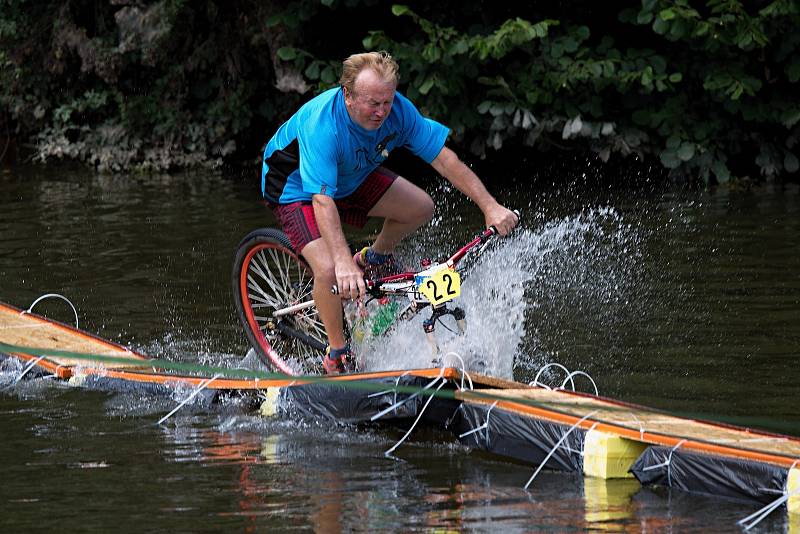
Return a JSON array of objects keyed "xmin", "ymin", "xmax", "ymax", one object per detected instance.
[{"xmin": 1, "ymin": 163, "xmax": 798, "ymax": 532}]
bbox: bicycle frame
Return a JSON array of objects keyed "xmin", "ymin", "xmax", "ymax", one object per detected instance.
[
  {"xmin": 236, "ymin": 212, "xmax": 518, "ymax": 372},
  {"xmin": 362, "ymin": 225, "xmax": 500, "ymax": 299},
  {"xmin": 272, "ymin": 225, "xmax": 502, "ymax": 325}
]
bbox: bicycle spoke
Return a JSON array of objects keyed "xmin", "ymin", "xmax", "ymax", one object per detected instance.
[
  {"xmin": 253, "ymin": 251, "xmax": 292, "ymax": 303},
  {"xmin": 259, "ymin": 248, "xmax": 293, "ymax": 302},
  {"xmin": 246, "ymin": 286, "xmax": 276, "ymax": 307},
  {"xmin": 298, "ymin": 309, "xmax": 326, "ymax": 341},
  {"xmin": 236, "ymin": 233, "xmax": 326, "ymax": 375},
  {"xmin": 247, "ymin": 257, "xmax": 285, "ymax": 302}
]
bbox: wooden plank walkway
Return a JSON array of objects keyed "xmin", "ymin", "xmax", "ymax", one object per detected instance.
[
  {"xmin": 458, "ymin": 387, "xmax": 800, "ymax": 468},
  {"xmin": 0, "ymin": 302, "xmax": 147, "ymax": 374},
  {"xmin": 3, "ymin": 299, "xmax": 799, "ymax": 471},
  {"xmin": 0, "ymin": 301, "xmax": 453, "ymax": 387}
]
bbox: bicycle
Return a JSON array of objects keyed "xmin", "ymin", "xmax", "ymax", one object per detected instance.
[{"xmin": 232, "ymin": 212, "xmax": 518, "ymax": 375}]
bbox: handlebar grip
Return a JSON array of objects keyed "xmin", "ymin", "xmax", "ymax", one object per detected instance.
[
  {"xmin": 331, "ymin": 281, "xmax": 372, "ymax": 295},
  {"xmin": 488, "ymin": 209, "xmax": 522, "ymax": 235},
  {"xmin": 492, "ymin": 209, "xmax": 522, "ymax": 233}
]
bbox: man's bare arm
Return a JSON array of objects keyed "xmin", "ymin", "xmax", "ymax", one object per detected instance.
[
  {"xmin": 431, "ymin": 146, "xmax": 518, "ymax": 235},
  {"xmin": 312, "ymin": 194, "xmax": 366, "ymax": 299}
]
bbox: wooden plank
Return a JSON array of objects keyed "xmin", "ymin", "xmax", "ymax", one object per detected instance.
[
  {"xmin": 459, "ymin": 387, "xmax": 800, "ymax": 463},
  {"xmin": 5, "ymin": 299, "xmax": 799, "ymax": 470},
  {"xmin": 0, "ymin": 302, "xmax": 146, "ymax": 369}
]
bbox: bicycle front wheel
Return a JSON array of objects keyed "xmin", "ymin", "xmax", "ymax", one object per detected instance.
[{"xmin": 232, "ymin": 228, "xmax": 325, "ymax": 375}]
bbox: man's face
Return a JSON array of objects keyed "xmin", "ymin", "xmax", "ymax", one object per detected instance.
[{"xmin": 344, "ymin": 69, "xmax": 396, "ymax": 130}]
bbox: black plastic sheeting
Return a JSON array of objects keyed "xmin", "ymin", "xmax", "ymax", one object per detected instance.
[
  {"xmin": 453, "ymin": 401, "xmax": 585, "ymax": 473},
  {"xmin": 71, "ymin": 374, "xmax": 221, "ymax": 407},
  {"xmin": 7, "ymin": 350, "xmax": 794, "ymax": 510},
  {"xmin": 277, "ymin": 374, "xmax": 456, "ymax": 425},
  {"xmin": 630, "ymin": 445, "xmax": 789, "ymax": 505},
  {"xmin": 279, "ymin": 380, "xmax": 585, "ymax": 473}
]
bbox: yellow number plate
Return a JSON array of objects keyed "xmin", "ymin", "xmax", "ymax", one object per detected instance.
[{"xmin": 417, "ymin": 268, "xmax": 461, "ymax": 306}]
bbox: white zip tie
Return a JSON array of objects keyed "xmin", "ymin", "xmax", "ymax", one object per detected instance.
[
  {"xmin": 461, "ymin": 368, "xmax": 474, "ymax": 391},
  {"xmin": 641, "ymin": 439, "xmax": 686, "ymax": 488},
  {"xmin": 442, "ymin": 352, "xmax": 474, "ymax": 391},
  {"xmin": 367, "ymin": 388, "xmax": 394, "ymax": 398},
  {"xmin": 384, "ymin": 378, "xmax": 447, "ymax": 457},
  {"xmin": 531, "ymin": 363, "xmax": 575, "ymax": 391},
  {"xmin": 628, "ymin": 413, "xmax": 646, "ymax": 440},
  {"xmin": 156, "ymin": 374, "xmax": 220, "ymax": 425},
  {"xmin": 737, "ymin": 488, "xmax": 799, "ymax": 531},
  {"xmin": 22, "ymin": 293, "xmax": 79, "ymax": 329},
  {"xmin": 371, "ymin": 368, "xmax": 444, "ymax": 421},
  {"xmin": 524, "ymin": 411, "xmax": 598, "ymax": 490},
  {"xmin": 737, "ymin": 459, "xmax": 800, "ymax": 530},
  {"xmin": 391, "ymin": 371, "xmax": 411, "ymax": 407},
  {"xmin": 12, "ymin": 355, "xmax": 47, "ymax": 384},
  {"xmin": 458, "ymin": 400, "xmax": 499, "ymax": 446},
  {"xmin": 641, "ymin": 440, "xmax": 686, "ymax": 471},
  {"xmin": 569, "ymin": 422, "xmax": 601, "ymax": 457},
  {"xmin": 560, "ymin": 371, "xmax": 598, "ymax": 396},
  {"xmin": 367, "ymin": 370, "xmax": 411, "ymax": 400}
]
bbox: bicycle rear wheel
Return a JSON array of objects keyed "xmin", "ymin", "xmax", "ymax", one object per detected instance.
[{"xmin": 232, "ymin": 228, "xmax": 325, "ymax": 375}]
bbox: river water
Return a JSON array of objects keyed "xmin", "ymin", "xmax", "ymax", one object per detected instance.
[{"xmin": 1, "ymin": 161, "xmax": 798, "ymax": 532}]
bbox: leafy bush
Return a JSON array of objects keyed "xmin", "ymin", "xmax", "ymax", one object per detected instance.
[
  {"xmin": 364, "ymin": 1, "xmax": 799, "ymax": 183},
  {"xmin": 1, "ymin": 0, "xmax": 798, "ymax": 182}
]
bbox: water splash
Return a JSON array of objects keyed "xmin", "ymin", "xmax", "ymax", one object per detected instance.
[
  {"xmin": 1, "ymin": 205, "xmax": 642, "ymax": 392},
  {"xmin": 358, "ymin": 206, "xmax": 642, "ymax": 382}
]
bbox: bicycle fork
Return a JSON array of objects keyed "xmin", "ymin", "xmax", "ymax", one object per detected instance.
[{"xmin": 422, "ymin": 304, "xmax": 466, "ymax": 355}]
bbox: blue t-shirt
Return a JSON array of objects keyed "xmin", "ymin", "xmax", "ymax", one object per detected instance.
[{"xmin": 261, "ymin": 87, "xmax": 450, "ymax": 203}]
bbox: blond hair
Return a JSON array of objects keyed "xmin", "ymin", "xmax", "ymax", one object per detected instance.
[{"xmin": 339, "ymin": 51, "xmax": 399, "ymax": 95}]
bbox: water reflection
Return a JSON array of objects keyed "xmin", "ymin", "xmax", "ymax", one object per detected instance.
[
  {"xmin": 2, "ymin": 165, "xmax": 799, "ymax": 531},
  {"xmin": 583, "ymin": 477, "xmax": 640, "ymax": 528},
  {"xmin": 2, "ymin": 345, "xmax": 792, "ymax": 532},
  {"xmin": 146, "ymin": 419, "xmax": 774, "ymax": 532}
]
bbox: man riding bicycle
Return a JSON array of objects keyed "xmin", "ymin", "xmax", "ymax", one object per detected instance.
[{"xmin": 261, "ymin": 51, "xmax": 518, "ymax": 374}]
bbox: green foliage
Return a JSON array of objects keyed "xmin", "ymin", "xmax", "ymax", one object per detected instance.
[
  {"xmin": 0, "ymin": 0, "xmax": 798, "ymax": 181},
  {"xmin": 361, "ymin": 0, "xmax": 799, "ymax": 182},
  {"xmin": 1, "ymin": 0, "xmax": 285, "ymax": 171},
  {"xmin": 363, "ymin": 5, "xmax": 559, "ymax": 152},
  {"xmin": 276, "ymin": 46, "xmax": 341, "ymax": 91}
]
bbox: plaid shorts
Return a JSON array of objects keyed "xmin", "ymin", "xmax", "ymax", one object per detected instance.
[{"xmin": 270, "ymin": 167, "xmax": 398, "ymax": 253}]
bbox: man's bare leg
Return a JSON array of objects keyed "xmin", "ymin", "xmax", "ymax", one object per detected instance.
[
  {"xmin": 298, "ymin": 177, "xmax": 433, "ymax": 349},
  {"xmin": 299, "ymin": 238, "xmax": 348, "ymax": 350},
  {"xmin": 368, "ymin": 176, "xmax": 434, "ymax": 254}
]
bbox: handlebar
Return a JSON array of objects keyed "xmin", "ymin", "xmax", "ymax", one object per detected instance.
[
  {"xmin": 331, "ymin": 209, "xmax": 520, "ymax": 295},
  {"xmin": 447, "ymin": 209, "xmax": 520, "ymax": 265}
]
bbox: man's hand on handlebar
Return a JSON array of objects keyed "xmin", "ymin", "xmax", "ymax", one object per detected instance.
[
  {"xmin": 334, "ymin": 257, "xmax": 367, "ymax": 300},
  {"xmin": 484, "ymin": 204, "xmax": 520, "ymax": 237}
]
